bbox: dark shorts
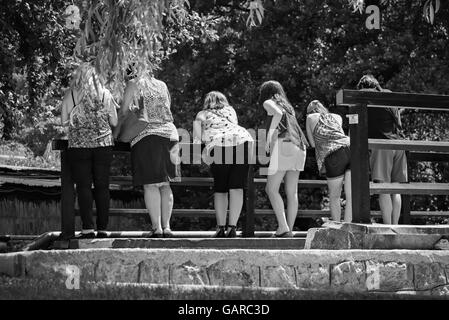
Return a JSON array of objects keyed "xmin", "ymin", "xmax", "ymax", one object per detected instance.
[
  {"xmin": 131, "ymin": 135, "xmax": 181, "ymax": 186},
  {"xmin": 209, "ymin": 143, "xmax": 250, "ymax": 192},
  {"xmin": 324, "ymin": 146, "xmax": 351, "ymax": 179}
]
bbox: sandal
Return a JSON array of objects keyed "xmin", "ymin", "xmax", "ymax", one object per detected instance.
[
  {"xmin": 150, "ymin": 229, "xmax": 163, "ymax": 238},
  {"xmin": 214, "ymin": 225, "xmax": 226, "ymax": 238},
  {"xmin": 226, "ymin": 226, "xmax": 237, "ymax": 238},
  {"xmin": 272, "ymin": 230, "xmax": 292, "ymax": 238},
  {"xmin": 163, "ymin": 228, "xmax": 173, "ymax": 238}
]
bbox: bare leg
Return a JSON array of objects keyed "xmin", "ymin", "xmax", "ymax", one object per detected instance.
[
  {"xmin": 379, "ymin": 194, "xmax": 393, "ymax": 224},
  {"xmin": 228, "ymin": 189, "xmax": 243, "ymax": 229},
  {"xmin": 214, "ymin": 192, "xmax": 228, "ymax": 226},
  {"xmin": 160, "ymin": 184, "xmax": 174, "ymax": 230},
  {"xmin": 143, "ymin": 184, "xmax": 162, "ymax": 234},
  {"xmin": 391, "ymin": 194, "xmax": 401, "ymax": 225},
  {"xmin": 284, "ymin": 171, "xmax": 300, "ymax": 231},
  {"xmin": 265, "ymin": 171, "xmax": 289, "ymax": 234},
  {"xmin": 343, "ymin": 170, "xmax": 352, "ymax": 222},
  {"xmin": 327, "ymin": 175, "xmax": 344, "ymax": 222}
]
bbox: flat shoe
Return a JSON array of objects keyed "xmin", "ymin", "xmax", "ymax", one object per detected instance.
[
  {"xmin": 273, "ymin": 231, "xmax": 292, "ymax": 238},
  {"xmin": 150, "ymin": 229, "xmax": 163, "ymax": 238},
  {"xmin": 163, "ymin": 228, "xmax": 173, "ymax": 238}
]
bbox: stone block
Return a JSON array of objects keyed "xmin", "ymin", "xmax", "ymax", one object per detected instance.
[
  {"xmin": 431, "ymin": 285, "xmax": 449, "ymax": 297},
  {"xmin": 261, "ymin": 265, "xmax": 296, "ymax": 288},
  {"xmin": 295, "ymin": 263, "xmax": 330, "ymax": 289},
  {"xmin": 94, "ymin": 258, "xmax": 139, "ymax": 283},
  {"xmin": 170, "ymin": 260, "xmax": 209, "ymax": 286},
  {"xmin": 414, "ymin": 263, "xmax": 447, "ymax": 291},
  {"xmin": 304, "ymin": 228, "xmax": 361, "ymax": 249},
  {"xmin": 331, "ymin": 261, "xmax": 366, "ymax": 291},
  {"xmin": 207, "ymin": 258, "xmax": 259, "ymax": 287},
  {"xmin": 365, "ymin": 260, "xmax": 413, "ymax": 291},
  {"xmin": 138, "ymin": 259, "xmax": 169, "ymax": 284}
]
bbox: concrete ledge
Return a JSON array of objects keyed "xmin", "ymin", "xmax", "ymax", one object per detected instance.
[
  {"xmin": 305, "ymin": 222, "xmax": 449, "ymax": 250},
  {"xmin": 1, "ymin": 249, "xmax": 449, "ymax": 296},
  {"xmin": 72, "ymin": 238, "xmax": 305, "ymax": 250}
]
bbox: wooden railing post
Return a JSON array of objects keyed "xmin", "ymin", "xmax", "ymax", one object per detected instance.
[
  {"xmin": 242, "ymin": 164, "xmax": 255, "ymax": 237},
  {"xmin": 400, "ymin": 150, "xmax": 412, "ymax": 224},
  {"xmin": 60, "ymin": 147, "xmax": 76, "ymax": 239},
  {"xmin": 348, "ymin": 103, "xmax": 371, "ymax": 223}
]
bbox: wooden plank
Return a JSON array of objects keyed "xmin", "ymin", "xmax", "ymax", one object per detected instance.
[
  {"xmin": 369, "ymin": 139, "xmax": 449, "ymax": 153},
  {"xmin": 0, "ymin": 176, "xmax": 61, "ymax": 187},
  {"xmin": 408, "ymin": 152, "xmax": 449, "ymax": 162},
  {"xmin": 110, "ymin": 176, "xmax": 328, "ymax": 188},
  {"xmin": 370, "ymin": 182, "xmax": 449, "ymax": 195},
  {"xmin": 336, "ymin": 89, "xmax": 449, "ymax": 110},
  {"xmin": 78, "ymin": 208, "xmax": 333, "ymax": 218},
  {"xmin": 349, "ymin": 103, "xmax": 371, "ymax": 223},
  {"xmin": 78, "ymin": 208, "xmax": 449, "ymax": 218}
]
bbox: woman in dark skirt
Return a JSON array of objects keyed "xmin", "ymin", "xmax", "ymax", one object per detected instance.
[{"xmin": 120, "ymin": 73, "xmax": 180, "ymax": 238}]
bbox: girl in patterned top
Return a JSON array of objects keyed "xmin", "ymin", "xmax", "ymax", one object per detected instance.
[
  {"xmin": 61, "ymin": 63, "xmax": 118, "ymax": 239},
  {"xmin": 193, "ymin": 91, "xmax": 254, "ymax": 237},
  {"xmin": 306, "ymin": 100, "xmax": 352, "ymax": 222},
  {"xmin": 119, "ymin": 73, "xmax": 180, "ymax": 238}
]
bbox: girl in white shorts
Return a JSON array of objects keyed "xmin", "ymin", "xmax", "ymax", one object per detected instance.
[{"xmin": 259, "ymin": 81, "xmax": 309, "ymax": 237}]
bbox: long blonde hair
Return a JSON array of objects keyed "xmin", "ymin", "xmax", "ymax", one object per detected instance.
[{"xmin": 69, "ymin": 63, "xmax": 106, "ymax": 126}]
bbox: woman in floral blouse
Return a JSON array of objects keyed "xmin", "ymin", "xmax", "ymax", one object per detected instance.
[
  {"xmin": 193, "ymin": 91, "xmax": 254, "ymax": 237},
  {"xmin": 119, "ymin": 73, "xmax": 180, "ymax": 238},
  {"xmin": 61, "ymin": 63, "xmax": 118, "ymax": 238}
]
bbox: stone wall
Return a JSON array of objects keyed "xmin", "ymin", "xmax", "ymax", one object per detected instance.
[{"xmin": 1, "ymin": 249, "xmax": 449, "ymax": 296}]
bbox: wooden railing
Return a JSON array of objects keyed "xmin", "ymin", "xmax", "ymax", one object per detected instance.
[
  {"xmin": 336, "ymin": 89, "xmax": 449, "ymax": 224},
  {"xmin": 52, "ymin": 139, "xmax": 330, "ymax": 238}
]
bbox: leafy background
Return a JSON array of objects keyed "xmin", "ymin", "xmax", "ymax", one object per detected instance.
[{"xmin": 1, "ymin": 0, "xmax": 448, "ymax": 231}]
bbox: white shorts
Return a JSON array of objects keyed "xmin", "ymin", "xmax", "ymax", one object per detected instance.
[{"xmin": 267, "ymin": 138, "xmax": 306, "ymax": 175}]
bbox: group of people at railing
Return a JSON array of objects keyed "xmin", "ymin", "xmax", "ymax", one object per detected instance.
[{"xmin": 61, "ymin": 62, "xmax": 406, "ymax": 239}]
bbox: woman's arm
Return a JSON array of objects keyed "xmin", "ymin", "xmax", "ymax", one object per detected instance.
[
  {"xmin": 113, "ymin": 81, "xmax": 136, "ymax": 139},
  {"xmin": 120, "ymin": 81, "xmax": 136, "ymax": 116},
  {"xmin": 263, "ymin": 100, "xmax": 283, "ymax": 152},
  {"xmin": 106, "ymin": 90, "xmax": 118, "ymax": 127},
  {"xmin": 193, "ymin": 112, "xmax": 204, "ymax": 144},
  {"xmin": 305, "ymin": 115, "xmax": 316, "ymax": 148},
  {"xmin": 61, "ymin": 89, "xmax": 74, "ymax": 126}
]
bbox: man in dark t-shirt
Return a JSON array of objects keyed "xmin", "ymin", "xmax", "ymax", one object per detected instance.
[{"xmin": 357, "ymin": 75, "xmax": 407, "ymax": 225}]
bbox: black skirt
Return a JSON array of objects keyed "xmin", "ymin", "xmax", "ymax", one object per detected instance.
[{"xmin": 131, "ymin": 135, "xmax": 181, "ymax": 186}]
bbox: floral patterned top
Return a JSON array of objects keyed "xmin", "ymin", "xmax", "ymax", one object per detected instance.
[
  {"xmin": 131, "ymin": 78, "xmax": 178, "ymax": 147},
  {"xmin": 68, "ymin": 89, "xmax": 114, "ymax": 148},
  {"xmin": 312, "ymin": 113, "xmax": 350, "ymax": 172},
  {"xmin": 197, "ymin": 105, "xmax": 254, "ymax": 152}
]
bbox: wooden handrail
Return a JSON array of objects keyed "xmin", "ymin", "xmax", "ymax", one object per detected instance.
[
  {"xmin": 369, "ymin": 139, "xmax": 449, "ymax": 153},
  {"xmin": 336, "ymin": 89, "xmax": 449, "ymax": 110}
]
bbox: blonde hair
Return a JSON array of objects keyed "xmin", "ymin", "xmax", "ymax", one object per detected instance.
[
  {"xmin": 307, "ymin": 100, "xmax": 328, "ymax": 114},
  {"xmin": 203, "ymin": 91, "xmax": 230, "ymax": 110},
  {"xmin": 69, "ymin": 63, "xmax": 106, "ymax": 126}
]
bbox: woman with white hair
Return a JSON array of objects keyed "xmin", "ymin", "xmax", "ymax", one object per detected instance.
[
  {"xmin": 61, "ymin": 63, "xmax": 118, "ymax": 238},
  {"xmin": 306, "ymin": 100, "xmax": 352, "ymax": 222}
]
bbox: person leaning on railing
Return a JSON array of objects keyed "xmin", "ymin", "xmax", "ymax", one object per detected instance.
[
  {"xmin": 60, "ymin": 63, "xmax": 118, "ymax": 239},
  {"xmin": 193, "ymin": 91, "xmax": 254, "ymax": 238},
  {"xmin": 117, "ymin": 72, "xmax": 180, "ymax": 238},
  {"xmin": 357, "ymin": 74, "xmax": 407, "ymax": 225},
  {"xmin": 305, "ymin": 100, "xmax": 352, "ymax": 223},
  {"xmin": 259, "ymin": 80, "xmax": 309, "ymax": 238}
]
